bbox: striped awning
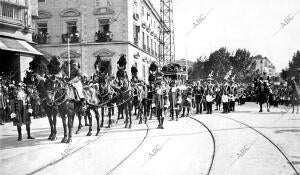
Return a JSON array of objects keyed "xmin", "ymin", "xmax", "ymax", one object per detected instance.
[{"xmin": 0, "ymin": 36, "xmax": 42, "ymax": 55}]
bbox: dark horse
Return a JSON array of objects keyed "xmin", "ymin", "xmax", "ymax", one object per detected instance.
[
  {"xmin": 254, "ymin": 79, "xmax": 271, "ymax": 112},
  {"xmin": 47, "ymin": 76, "xmax": 84, "ymax": 143},
  {"xmin": 112, "ymin": 77, "xmax": 133, "ymax": 128},
  {"xmin": 26, "ymin": 73, "xmax": 59, "ymax": 141},
  {"xmin": 288, "ymin": 79, "xmax": 299, "ymax": 114},
  {"xmin": 97, "ymin": 74, "xmax": 115, "ymax": 128}
]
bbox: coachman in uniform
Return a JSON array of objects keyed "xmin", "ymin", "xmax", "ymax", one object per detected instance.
[
  {"xmin": 195, "ymin": 81, "xmax": 205, "ymax": 114},
  {"xmin": 169, "ymin": 81, "xmax": 178, "ymax": 121},
  {"xmin": 10, "ymin": 83, "xmax": 34, "ymax": 141},
  {"xmin": 153, "ymin": 72, "xmax": 168, "ymax": 129}
]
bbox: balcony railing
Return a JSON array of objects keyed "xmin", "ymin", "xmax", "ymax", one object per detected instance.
[
  {"xmin": 0, "ymin": 1, "xmax": 25, "ymax": 28},
  {"xmin": 95, "ymin": 31, "xmax": 113, "ymax": 42},
  {"xmin": 32, "ymin": 33, "xmax": 50, "ymax": 44},
  {"xmin": 62, "ymin": 33, "xmax": 79, "ymax": 43}
]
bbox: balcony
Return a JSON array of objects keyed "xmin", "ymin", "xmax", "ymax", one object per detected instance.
[
  {"xmin": 62, "ymin": 33, "xmax": 79, "ymax": 43},
  {"xmin": 32, "ymin": 33, "xmax": 50, "ymax": 44},
  {"xmin": 0, "ymin": 1, "xmax": 25, "ymax": 28},
  {"xmin": 95, "ymin": 31, "xmax": 113, "ymax": 42}
]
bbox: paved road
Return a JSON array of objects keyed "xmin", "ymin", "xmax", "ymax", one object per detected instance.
[{"xmin": 0, "ymin": 103, "xmax": 299, "ymax": 175}]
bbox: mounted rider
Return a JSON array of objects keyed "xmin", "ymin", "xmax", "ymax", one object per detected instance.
[{"xmin": 68, "ymin": 59, "xmax": 84, "ymax": 102}]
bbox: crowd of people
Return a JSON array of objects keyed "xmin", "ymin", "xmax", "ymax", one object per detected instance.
[{"xmin": 0, "ymin": 55, "xmax": 297, "ymax": 141}]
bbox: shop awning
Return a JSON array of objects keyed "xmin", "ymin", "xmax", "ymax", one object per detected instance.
[{"xmin": 0, "ymin": 36, "xmax": 42, "ymax": 55}]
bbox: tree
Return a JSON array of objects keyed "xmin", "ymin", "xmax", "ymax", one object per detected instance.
[
  {"xmin": 188, "ymin": 47, "xmax": 257, "ymax": 83},
  {"xmin": 281, "ymin": 50, "xmax": 300, "ymax": 81},
  {"xmin": 229, "ymin": 49, "xmax": 256, "ymax": 82}
]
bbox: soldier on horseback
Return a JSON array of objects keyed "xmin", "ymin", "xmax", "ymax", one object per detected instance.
[{"xmin": 64, "ymin": 59, "xmax": 85, "ymax": 102}]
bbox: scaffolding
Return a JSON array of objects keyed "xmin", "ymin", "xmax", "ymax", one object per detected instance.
[{"xmin": 159, "ymin": 0, "xmax": 175, "ymax": 67}]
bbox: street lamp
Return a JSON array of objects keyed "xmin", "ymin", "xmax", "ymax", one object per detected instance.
[{"xmin": 66, "ymin": 33, "xmax": 74, "ymax": 78}]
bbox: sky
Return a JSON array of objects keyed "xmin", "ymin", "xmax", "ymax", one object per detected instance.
[{"xmin": 151, "ymin": 0, "xmax": 300, "ymax": 72}]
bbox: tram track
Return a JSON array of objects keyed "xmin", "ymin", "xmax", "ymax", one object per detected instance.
[
  {"xmin": 105, "ymin": 123, "xmax": 149, "ymax": 175},
  {"xmin": 189, "ymin": 116, "xmax": 216, "ymax": 175},
  {"xmin": 27, "ymin": 127, "xmax": 111, "ymax": 175},
  {"xmin": 27, "ymin": 120, "xmax": 149, "ymax": 175},
  {"xmin": 213, "ymin": 113, "xmax": 299, "ymax": 175}
]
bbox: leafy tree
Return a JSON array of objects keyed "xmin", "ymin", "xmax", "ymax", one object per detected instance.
[
  {"xmin": 281, "ymin": 50, "xmax": 300, "ymax": 81},
  {"xmin": 188, "ymin": 47, "xmax": 257, "ymax": 83}
]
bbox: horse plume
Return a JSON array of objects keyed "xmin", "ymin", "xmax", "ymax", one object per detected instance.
[
  {"xmin": 131, "ymin": 66, "xmax": 138, "ymax": 77},
  {"xmin": 29, "ymin": 57, "xmax": 46, "ymax": 74},
  {"xmin": 117, "ymin": 54, "xmax": 127, "ymax": 69},
  {"xmin": 47, "ymin": 56, "xmax": 61, "ymax": 75},
  {"xmin": 149, "ymin": 62, "xmax": 158, "ymax": 72}
]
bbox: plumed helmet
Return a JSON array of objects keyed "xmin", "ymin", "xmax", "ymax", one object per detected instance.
[
  {"xmin": 47, "ymin": 56, "xmax": 61, "ymax": 75},
  {"xmin": 117, "ymin": 54, "xmax": 127, "ymax": 70},
  {"xmin": 131, "ymin": 65, "xmax": 138, "ymax": 77},
  {"xmin": 149, "ymin": 62, "xmax": 158, "ymax": 73}
]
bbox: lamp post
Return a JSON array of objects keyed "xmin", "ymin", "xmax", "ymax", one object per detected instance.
[{"xmin": 66, "ymin": 33, "xmax": 73, "ymax": 78}]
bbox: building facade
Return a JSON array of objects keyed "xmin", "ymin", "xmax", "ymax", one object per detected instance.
[
  {"xmin": 35, "ymin": 0, "xmax": 161, "ymax": 82},
  {"xmin": 253, "ymin": 55, "xmax": 276, "ymax": 76},
  {"xmin": 0, "ymin": 0, "xmax": 41, "ymax": 81}
]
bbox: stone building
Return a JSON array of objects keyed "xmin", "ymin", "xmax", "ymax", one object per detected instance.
[
  {"xmin": 253, "ymin": 55, "xmax": 276, "ymax": 76},
  {"xmin": 0, "ymin": 0, "xmax": 41, "ymax": 82},
  {"xmin": 35, "ymin": 0, "xmax": 161, "ymax": 81}
]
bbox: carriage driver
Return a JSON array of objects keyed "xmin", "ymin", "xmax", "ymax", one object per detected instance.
[{"xmin": 68, "ymin": 59, "xmax": 85, "ymax": 102}]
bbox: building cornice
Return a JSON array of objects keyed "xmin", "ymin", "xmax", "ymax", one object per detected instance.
[{"xmin": 36, "ymin": 41, "xmax": 159, "ymax": 59}]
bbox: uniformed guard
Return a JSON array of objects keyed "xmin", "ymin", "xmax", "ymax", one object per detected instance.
[
  {"xmin": 195, "ymin": 81, "xmax": 205, "ymax": 114},
  {"xmin": 169, "ymin": 80, "xmax": 178, "ymax": 120},
  {"xmin": 153, "ymin": 71, "xmax": 168, "ymax": 129},
  {"xmin": 10, "ymin": 82, "xmax": 34, "ymax": 141}
]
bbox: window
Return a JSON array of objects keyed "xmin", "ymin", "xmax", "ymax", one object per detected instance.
[
  {"xmin": 38, "ymin": 0, "xmax": 46, "ymax": 3},
  {"xmin": 133, "ymin": 24, "xmax": 140, "ymax": 45},
  {"xmin": 37, "ymin": 23, "xmax": 48, "ymax": 34},
  {"xmin": 143, "ymin": 65, "xmax": 146, "ymax": 81},
  {"xmin": 66, "ymin": 21, "xmax": 77, "ymax": 34},
  {"xmin": 147, "ymin": 35, "xmax": 149, "ymax": 50},
  {"xmin": 151, "ymin": 38, "xmax": 153, "ymax": 52},
  {"xmin": 141, "ymin": 6, "xmax": 144, "ymax": 16},
  {"xmin": 98, "ymin": 19, "xmax": 110, "ymax": 32},
  {"xmin": 142, "ymin": 31, "xmax": 145, "ymax": 48}
]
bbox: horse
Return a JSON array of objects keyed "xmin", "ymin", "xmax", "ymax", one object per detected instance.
[
  {"xmin": 46, "ymin": 76, "xmax": 84, "ymax": 143},
  {"xmin": 131, "ymin": 81, "xmax": 148, "ymax": 124},
  {"xmin": 112, "ymin": 77, "xmax": 133, "ymax": 128},
  {"xmin": 97, "ymin": 74, "xmax": 115, "ymax": 128},
  {"xmin": 288, "ymin": 79, "xmax": 300, "ymax": 114},
  {"xmin": 254, "ymin": 79, "xmax": 271, "ymax": 112},
  {"xmin": 82, "ymin": 82, "xmax": 101, "ymax": 136},
  {"xmin": 25, "ymin": 73, "xmax": 59, "ymax": 141}
]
